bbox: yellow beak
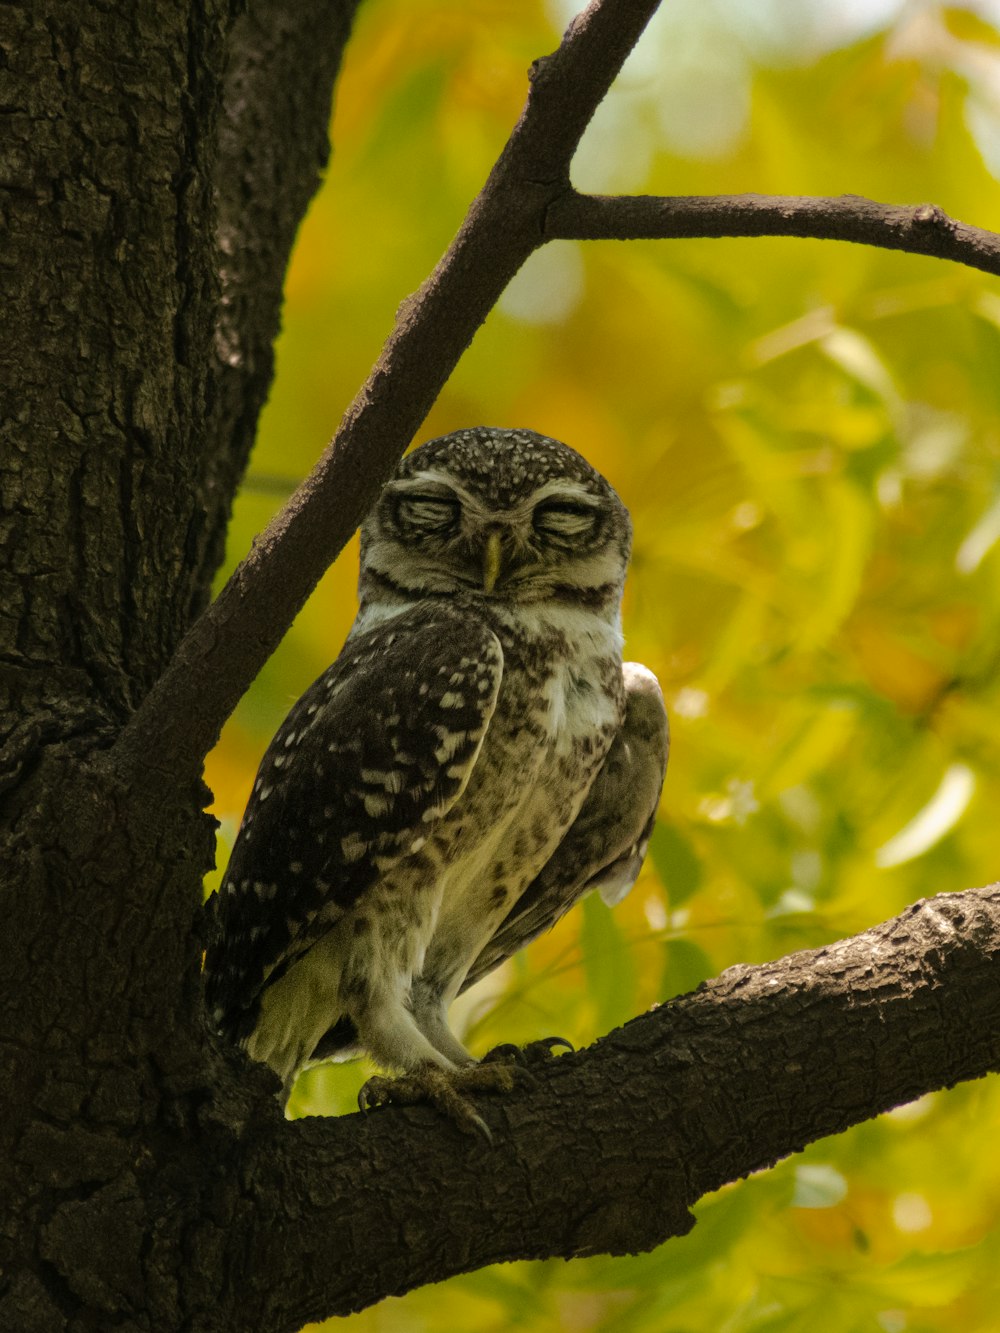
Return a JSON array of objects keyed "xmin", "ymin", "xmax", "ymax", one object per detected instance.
[{"xmin": 482, "ymin": 530, "xmax": 503, "ymax": 594}]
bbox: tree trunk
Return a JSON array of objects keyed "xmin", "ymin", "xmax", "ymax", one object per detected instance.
[{"xmin": 1, "ymin": 1, "xmax": 358, "ymax": 1327}]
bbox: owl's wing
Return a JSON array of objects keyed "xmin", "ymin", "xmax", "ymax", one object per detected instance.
[
  {"xmin": 460, "ymin": 661, "xmax": 668, "ymax": 994},
  {"xmin": 205, "ymin": 604, "xmax": 503, "ymax": 1041}
]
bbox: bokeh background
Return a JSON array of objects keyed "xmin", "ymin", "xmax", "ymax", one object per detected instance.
[{"xmin": 204, "ymin": 1, "xmax": 1000, "ymax": 1328}]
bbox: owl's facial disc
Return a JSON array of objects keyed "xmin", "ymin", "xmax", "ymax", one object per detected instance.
[
  {"xmin": 358, "ymin": 431, "xmax": 632, "ymax": 610},
  {"xmin": 366, "ymin": 476, "xmax": 621, "ymax": 602}
]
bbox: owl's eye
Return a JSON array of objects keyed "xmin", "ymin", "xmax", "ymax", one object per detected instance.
[
  {"xmin": 393, "ymin": 493, "xmax": 460, "ymax": 535},
  {"xmin": 532, "ymin": 500, "xmax": 601, "ymax": 542}
]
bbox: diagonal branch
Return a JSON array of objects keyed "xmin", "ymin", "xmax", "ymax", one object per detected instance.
[
  {"xmin": 112, "ymin": 0, "xmax": 665, "ymax": 784},
  {"xmin": 114, "ymin": 0, "xmax": 1000, "ymax": 790},
  {"xmin": 547, "ymin": 190, "xmax": 1000, "ymax": 276},
  {"xmin": 226, "ymin": 885, "xmax": 1000, "ymax": 1330}
]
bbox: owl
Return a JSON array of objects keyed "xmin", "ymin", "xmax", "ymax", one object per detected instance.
[{"xmin": 205, "ymin": 427, "xmax": 668, "ymax": 1132}]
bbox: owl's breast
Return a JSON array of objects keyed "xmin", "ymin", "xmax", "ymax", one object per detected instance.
[
  {"xmin": 476, "ymin": 607, "xmax": 623, "ymax": 799},
  {"xmin": 413, "ymin": 607, "xmax": 625, "ymax": 989}
]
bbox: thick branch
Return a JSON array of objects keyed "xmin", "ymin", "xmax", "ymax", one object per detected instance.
[
  {"xmin": 226, "ymin": 886, "xmax": 1000, "ymax": 1330},
  {"xmin": 112, "ymin": 0, "xmax": 665, "ymax": 784},
  {"xmin": 204, "ymin": 0, "xmax": 362, "ymax": 579},
  {"xmin": 547, "ymin": 191, "xmax": 1000, "ymax": 276}
]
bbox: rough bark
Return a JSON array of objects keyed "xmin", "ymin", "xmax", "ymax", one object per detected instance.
[
  {"xmin": 1, "ymin": 0, "xmax": 231, "ymax": 780},
  {"xmin": 209, "ymin": 0, "xmax": 361, "ymax": 569},
  {"xmin": 3, "ymin": 0, "xmax": 1000, "ymax": 1330}
]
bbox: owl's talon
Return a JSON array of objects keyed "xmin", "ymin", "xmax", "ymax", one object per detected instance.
[
  {"xmin": 481, "ymin": 1035, "xmax": 573, "ymax": 1068},
  {"xmin": 480, "ymin": 1042, "xmax": 522, "ymax": 1065},
  {"xmin": 477, "ymin": 1052, "xmax": 540, "ymax": 1090},
  {"xmin": 357, "ymin": 1075, "xmax": 396, "ymax": 1114},
  {"xmin": 357, "ymin": 1060, "xmax": 535, "ymax": 1140},
  {"xmin": 531, "ymin": 1035, "xmax": 574, "ymax": 1058}
]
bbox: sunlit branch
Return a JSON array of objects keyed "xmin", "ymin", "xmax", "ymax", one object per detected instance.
[
  {"xmin": 232, "ymin": 884, "xmax": 1000, "ymax": 1323},
  {"xmin": 548, "ymin": 191, "xmax": 1000, "ymax": 276}
]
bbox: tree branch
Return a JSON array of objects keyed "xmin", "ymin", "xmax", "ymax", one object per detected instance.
[
  {"xmin": 547, "ymin": 190, "xmax": 1000, "ymax": 276},
  {"xmin": 203, "ymin": 0, "xmax": 362, "ymax": 587},
  {"xmin": 225, "ymin": 886, "xmax": 1000, "ymax": 1331},
  {"xmin": 112, "ymin": 1, "xmax": 1000, "ymax": 789},
  {"xmin": 111, "ymin": 0, "xmax": 665, "ymax": 784}
]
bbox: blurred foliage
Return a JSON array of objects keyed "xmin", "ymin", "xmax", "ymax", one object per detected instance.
[{"xmin": 203, "ymin": 0, "xmax": 1000, "ymax": 1328}]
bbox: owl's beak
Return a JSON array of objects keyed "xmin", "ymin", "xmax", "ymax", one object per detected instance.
[{"xmin": 482, "ymin": 530, "xmax": 503, "ymax": 593}]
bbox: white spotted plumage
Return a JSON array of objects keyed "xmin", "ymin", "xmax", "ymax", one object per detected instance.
[{"xmin": 204, "ymin": 427, "xmax": 668, "ymax": 1108}]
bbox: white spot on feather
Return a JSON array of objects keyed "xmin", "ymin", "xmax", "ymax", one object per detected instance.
[
  {"xmin": 341, "ymin": 832, "xmax": 370, "ymax": 863},
  {"xmin": 361, "ymin": 768, "xmax": 404, "ymax": 793}
]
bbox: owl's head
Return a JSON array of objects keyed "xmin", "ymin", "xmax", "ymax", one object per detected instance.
[{"xmin": 358, "ymin": 428, "xmax": 632, "ymax": 610}]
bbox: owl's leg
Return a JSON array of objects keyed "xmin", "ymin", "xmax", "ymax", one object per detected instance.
[
  {"xmin": 357, "ymin": 978, "xmax": 533, "ymax": 1138},
  {"xmin": 408, "ymin": 977, "xmax": 476, "ymax": 1067},
  {"xmin": 351, "ymin": 981, "xmax": 455, "ymax": 1073}
]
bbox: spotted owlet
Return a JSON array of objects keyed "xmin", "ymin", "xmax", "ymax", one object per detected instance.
[{"xmin": 205, "ymin": 427, "xmax": 668, "ymax": 1130}]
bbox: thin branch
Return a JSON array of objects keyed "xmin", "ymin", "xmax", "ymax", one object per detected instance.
[
  {"xmin": 547, "ymin": 191, "xmax": 1000, "ymax": 276},
  {"xmin": 111, "ymin": 0, "xmax": 665, "ymax": 784},
  {"xmin": 228, "ymin": 885, "xmax": 1000, "ymax": 1330}
]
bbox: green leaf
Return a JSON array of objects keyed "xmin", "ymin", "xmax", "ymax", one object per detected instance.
[
  {"xmin": 579, "ymin": 892, "xmax": 637, "ymax": 1033},
  {"xmin": 648, "ymin": 821, "xmax": 703, "ymax": 907},
  {"xmin": 659, "ymin": 938, "xmax": 714, "ymax": 1000}
]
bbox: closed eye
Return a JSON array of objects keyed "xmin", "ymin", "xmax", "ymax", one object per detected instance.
[
  {"xmin": 394, "ymin": 494, "xmax": 460, "ymax": 535},
  {"xmin": 532, "ymin": 500, "xmax": 601, "ymax": 542}
]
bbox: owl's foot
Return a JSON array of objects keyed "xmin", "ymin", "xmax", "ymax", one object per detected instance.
[
  {"xmin": 358, "ymin": 1060, "xmax": 533, "ymax": 1143},
  {"xmin": 481, "ymin": 1035, "xmax": 574, "ymax": 1067}
]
